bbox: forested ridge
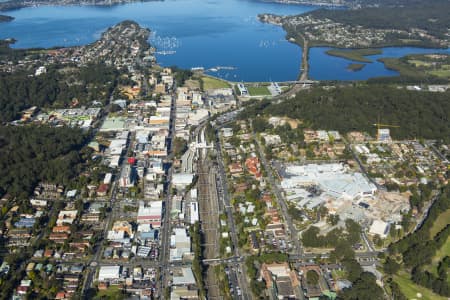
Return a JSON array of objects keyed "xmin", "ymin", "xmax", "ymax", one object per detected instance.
[
  {"xmin": 387, "ymin": 185, "xmax": 450, "ymax": 296},
  {"xmin": 0, "ymin": 39, "xmax": 30, "ymax": 63},
  {"xmin": 0, "ymin": 125, "xmax": 88, "ymax": 198},
  {"xmin": 354, "ymin": 0, "xmax": 449, "ymax": 6},
  {"xmin": 0, "ymin": 63, "xmax": 118, "ymax": 122},
  {"xmin": 307, "ymin": 0, "xmax": 450, "ymax": 39},
  {"xmin": 240, "ymin": 85, "xmax": 450, "ymax": 141}
]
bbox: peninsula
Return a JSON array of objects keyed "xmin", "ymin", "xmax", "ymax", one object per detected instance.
[
  {"xmin": 259, "ymin": 0, "xmax": 450, "ymax": 49},
  {"xmin": 379, "ymin": 53, "xmax": 450, "ymax": 82},
  {"xmin": 347, "ymin": 63, "xmax": 365, "ymax": 71},
  {"xmin": 325, "ymin": 49, "xmax": 382, "ymax": 63},
  {"xmin": 259, "ymin": 0, "xmax": 449, "ymax": 79},
  {"xmin": 0, "ymin": 20, "xmax": 153, "ymax": 121},
  {"xmin": 0, "ymin": 15, "xmax": 13, "ymax": 22}
]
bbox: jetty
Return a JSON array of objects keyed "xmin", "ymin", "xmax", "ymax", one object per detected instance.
[{"xmin": 155, "ymin": 50, "xmax": 176, "ymax": 55}]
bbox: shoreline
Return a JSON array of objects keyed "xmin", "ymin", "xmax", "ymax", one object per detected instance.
[
  {"xmin": 259, "ymin": 14, "xmax": 450, "ymax": 51},
  {"xmin": 0, "ymin": 0, "xmax": 340, "ymax": 12},
  {"xmin": 2, "ymin": 7, "xmax": 449, "ymax": 84},
  {"xmin": 0, "ymin": 0, "xmax": 159, "ymax": 12},
  {"xmin": 259, "ymin": 0, "xmax": 345, "ymax": 7},
  {"xmin": 325, "ymin": 48, "xmax": 382, "ymax": 63}
]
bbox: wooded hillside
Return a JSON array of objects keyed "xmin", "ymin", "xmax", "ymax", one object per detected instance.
[{"xmin": 240, "ymin": 85, "xmax": 450, "ymax": 141}]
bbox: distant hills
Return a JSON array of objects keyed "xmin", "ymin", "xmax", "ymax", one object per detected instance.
[
  {"xmin": 307, "ymin": 1, "xmax": 450, "ymax": 40},
  {"xmin": 0, "ymin": 0, "xmax": 153, "ymax": 11},
  {"xmin": 260, "ymin": 0, "xmax": 450, "ymax": 49},
  {"xmin": 264, "ymin": 0, "xmax": 450, "ymax": 9}
]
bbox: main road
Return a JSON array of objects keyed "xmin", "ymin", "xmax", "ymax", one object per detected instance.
[
  {"xmin": 158, "ymin": 89, "xmax": 177, "ymax": 297},
  {"xmin": 253, "ymin": 134, "xmax": 303, "ymax": 257},
  {"xmin": 213, "ymin": 122, "xmax": 251, "ymax": 300},
  {"xmin": 81, "ymin": 122, "xmax": 130, "ymax": 297}
]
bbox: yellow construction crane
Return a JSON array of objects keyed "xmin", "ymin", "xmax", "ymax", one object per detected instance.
[{"xmin": 373, "ymin": 123, "xmax": 400, "ymax": 141}]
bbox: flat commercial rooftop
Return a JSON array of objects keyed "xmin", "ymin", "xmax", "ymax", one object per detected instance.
[{"xmin": 281, "ymin": 163, "xmax": 376, "ymax": 200}]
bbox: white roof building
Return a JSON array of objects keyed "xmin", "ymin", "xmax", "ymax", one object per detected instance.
[
  {"xmin": 148, "ymin": 158, "xmax": 164, "ymax": 174},
  {"xmin": 222, "ymin": 127, "xmax": 233, "ymax": 137},
  {"xmin": 109, "ymin": 156, "xmax": 121, "ymax": 168},
  {"xmin": 172, "ymin": 173, "xmax": 194, "ymax": 188},
  {"xmin": 188, "ymin": 109, "xmax": 209, "ymax": 126},
  {"xmin": 262, "ymin": 134, "xmax": 281, "ymax": 146},
  {"xmin": 107, "ymin": 230, "xmax": 125, "ymax": 241},
  {"xmin": 192, "ymin": 92, "xmax": 203, "ymax": 105},
  {"xmin": 161, "ymin": 75, "xmax": 174, "ymax": 87},
  {"xmin": 170, "ymin": 228, "xmax": 191, "ymax": 261},
  {"xmin": 172, "ymin": 267, "xmax": 196, "ymax": 286},
  {"xmin": 66, "ymin": 190, "xmax": 77, "ymax": 198},
  {"xmin": 137, "ymin": 246, "xmax": 152, "ymax": 257},
  {"xmin": 137, "ymin": 201, "xmax": 162, "ymax": 228},
  {"xmin": 136, "ymin": 130, "xmax": 150, "ymax": 144},
  {"xmin": 156, "ymin": 107, "xmax": 171, "ymax": 116},
  {"xmin": 119, "ymin": 165, "xmax": 135, "ymax": 188},
  {"xmin": 281, "ymin": 163, "xmax": 376, "ymax": 200},
  {"xmin": 190, "ymin": 202, "xmax": 199, "ymax": 224},
  {"xmin": 317, "ymin": 130, "xmax": 329, "ymax": 141},
  {"xmin": 98, "ymin": 266, "xmax": 121, "ymax": 281},
  {"xmin": 378, "ymin": 129, "xmax": 391, "ymax": 143},
  {"xmin": 190, "ymin": 188, "xmax": 198, "ymax": 200},
  {"xmin": 35, "ymin": 66, "xmax": 46, "ymax": 76},
  {"xmin": 56, "ymin": 210, "xmax": 78, "ymax": 226},
  {"xmin": 104, "ymin": 173, "xmax": 113, "ymax": 185},
  {"xmin": 369, "ymin": 220, "xmax": 390, "ymax": 238},
  {"xmin": 30, "ymin": 199, "xmax": 47, "ymax": 207},
  {"xmin": 109, "ymin": 139, "xmax": 127, "ymax": 156}
]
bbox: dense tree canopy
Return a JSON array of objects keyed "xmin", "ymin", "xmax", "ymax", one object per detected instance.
[
  {"xmin": 307, "ymin": 0, "xmax": 450, "ymax": 40},
  {"xmin": 241, "ymin": 85, "xmax": 450, "ymax": 142},
  {"xmin": 339, "ymin": 272, "xmax": 384, "ymax": 300},
  {"xmin": 0, "ymin": 63, "xmax": 118, "ymax": 122},
  {"xmin": 0, "ymin": 125, "xmax": 87, "ymax": 197},
  {"xmin": 387, "ymin": 185, "xmax": 450, "ymax": 296},
  {"xmin": 302, "ymin": 218, "xmax": 361, "ymax": 248}
]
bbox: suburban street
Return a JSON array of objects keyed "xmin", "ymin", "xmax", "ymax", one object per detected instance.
[
  {"xmin": 213, "ymin": 120, "xmax": 252, "ymax": 300},
  {"xmin": 254, "ymin": 135, "xmax": 303, "ymax": 257}
]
